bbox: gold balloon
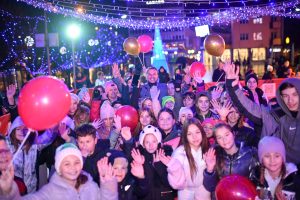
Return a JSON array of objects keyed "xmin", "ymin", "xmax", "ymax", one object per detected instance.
[
  {"xmin": 123, "ymin": 37, "xmax": 140, "ymax": 56},
  {"xmin": 204, "ymin": 34, "xmax": 225, "ymax": 57}
]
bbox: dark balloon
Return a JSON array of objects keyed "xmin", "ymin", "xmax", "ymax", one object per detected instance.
[
  {"xmin": 115, "ymin": 105, "xmax": 138, "ymax": 132},
  {"xmin": 216, "ymin": 175, "xmax": 257, "ymax": 200},
  {"xmin": 18, "ymin": 76, "xmax": 71, "ymax": 130}
]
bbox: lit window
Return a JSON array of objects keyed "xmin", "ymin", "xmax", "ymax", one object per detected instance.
[
  {"xmin": 253, "ymin": 18, "xmax": 263, "ymax": 24},
  {"xmin": 253, "ymin": 32, "xmax": 263, "ymax": 40}
]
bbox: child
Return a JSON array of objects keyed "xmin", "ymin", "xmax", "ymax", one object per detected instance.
[
  {"xmin": 201, "ymin": 118, "xmax": 216, "ymax": 146},
  {"xmin": 165, "ymin": 118, "xmax": 213, "ymax": 200},
  {"xmin": 0, "ymin": 143, "xmax": 118, "ymax": 200},
  {"xmin": 252, "ymin": 136, "xmax": 300, "ymax": 200},
  {"xmin": 203, "ymin": 122, "xmax": 259, "ymax": 193},
  {"xmin": 121, "ymin": 125, "xmax": 176, "ymax": 200},
  {"xmin": 107, "ymin": 150, "xmax": 149, "ymax": 200},
  {"xmin": 76, "ymin": 124, "xmax": 109, "ymax": 185},
  {"xmin": 177, "ymin": 107, "xmax": 194, "ymax": 129},
  {"xmin": 6, "ymin": 117, "xmax": 53, "ymax": 193}
]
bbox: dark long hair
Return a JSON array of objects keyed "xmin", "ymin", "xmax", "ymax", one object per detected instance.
[
  {"xmin": 213, "ymin": 122, "xmax": 234, "ymax": 178},
  {"xmin": 10, "ymin": 129, "xmax": 36, "ymax": 154},
  {"xmin": 181, "ymin": 118, "xmax": 208, "ymax": 181}
]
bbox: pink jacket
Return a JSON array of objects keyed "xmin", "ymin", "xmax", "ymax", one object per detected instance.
[{"xmin": 167, "ymin": 145, "xmax": 211, "ymax": 200}]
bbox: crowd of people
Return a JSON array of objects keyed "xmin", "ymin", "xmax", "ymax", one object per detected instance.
[{"xmin": 0, "ymin": 60, "xmax": 299, "ymax": 200}]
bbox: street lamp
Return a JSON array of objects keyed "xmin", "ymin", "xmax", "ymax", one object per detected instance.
[{"xmin": 67, "ymin": 24, "xmax": 80, "ymax": 89}]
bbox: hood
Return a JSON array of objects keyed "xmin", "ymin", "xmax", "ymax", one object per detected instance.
[
  {"xmin": 7, "ymin": 116, "xmax": 25, "ymax": 137},
  {"xmin": 276, "ymin": 78, "xmax": 300, "ymax": 118}
]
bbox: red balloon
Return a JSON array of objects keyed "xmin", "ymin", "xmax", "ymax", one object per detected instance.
[
  {"xmin": 190, "ymin": 62, "xmax": 206, "ymax": 78},
  {"xmin": 216, "ymin": 175, "xmax": 257, "ymax": 200},
  {"xmin": 18, "ymin": 76, "xmax": 71, "ymax": 130},
  {"xmin": 138, "ymin": 35, "xmax": 153, "ymax": 53},
  {"xmin": 115, "ymin": 105, "xmax": 138, "ymax": 132}
]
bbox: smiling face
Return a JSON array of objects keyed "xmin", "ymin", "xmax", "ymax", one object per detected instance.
[
  {"xmin": 247, "ymin": 77, "xmax": 258, "ymax": 91},
  {"xmin": 186, "ymin": 124, "xmax": 203, "ymax": 150},
  {"xmin": 146, "ymin": 68, "xmax": 158, "ymax": 84},
  {"xmin": 281, "ymin": 87, "xmax": 299, "ymax": 112},
  {"xmin": 0, "ymin": 140, "xmax": 12, "ymax": 171},
  {"xmin": 215, "ymin": 126, "xmax": 236, "ymax": 152},
  {"xmin": 113, "ymin": 157, "xmax": 128, "ymax": 183},
  {"xmin": 59, "ymin": 155, "xmax": 82, "ymax": 182},
  {"xmin": 262, "ymin": 152, "xmax": 284, "ymax": 176},
  {"xmin": 139, "ymin": 111, "xmax": 152, "ymax": 127},
  {"xmin": 143, "ymin": 134, "xmax": 159, "ymax": 153},
  {"xmin": 197, "ymin": 96, "xmax": 210, "ymax": 113},
  {"xmin": 158, "ymin": 111, "xmax": 175, "ymax": 133},
  {"xmin": 15, "ymin": 125, "xmax": 28, "ymax": 142}
]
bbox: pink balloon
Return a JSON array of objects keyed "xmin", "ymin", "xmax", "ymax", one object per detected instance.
[{"xmin": 138, "ymin": 35, "xmax": 153, "ymax": 53}]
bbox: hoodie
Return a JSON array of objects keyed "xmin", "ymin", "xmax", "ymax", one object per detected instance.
[{"xmin": 226, "ymin": 78, "xmax": 300, "ymax": 165}]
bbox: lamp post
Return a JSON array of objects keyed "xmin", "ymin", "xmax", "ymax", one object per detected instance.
[{"xmin": 67, "ymin": 24, "xmax": 80, "ymax": 89}]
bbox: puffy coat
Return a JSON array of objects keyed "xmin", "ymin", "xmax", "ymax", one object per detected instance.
[
  {"xmin": 1, "ymin": 172, "xmax": 118, "ymax": 200},
  {"xmin": 167, "ymin": 145, "xmax": 211, "ymax": 200}
]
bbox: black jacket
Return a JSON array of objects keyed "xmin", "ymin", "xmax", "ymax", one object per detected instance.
[
  {"xmin": 231, "ymin": 124, "xmax": 259, "ymax": 147},
  {"xmin": 82, "ymin": 139, "xmax": 110, "ymax": 185},
  {"xmin": 250, "ymin": 163, "xmax": 300, "ymax": 200},
  {"xmin": 203, "ymin": 144, "xmax": 259, "ymax": 192},
  {"xmin": 118, "ymin": 174, "xmax": 149, "ymax": 200},
  {"xmin": 243, "ymin": 86, "xmax": 268, "ymax": 106},
  {"xmin": 122, "ymin": 142, "xmax": 176, "ymax": 200}
]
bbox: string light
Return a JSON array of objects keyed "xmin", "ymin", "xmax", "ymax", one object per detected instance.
[{"xmin": 16, "ymin": 0, "xmax": 300, "ymax": 29}]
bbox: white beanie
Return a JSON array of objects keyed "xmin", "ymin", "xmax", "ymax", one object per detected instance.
[
  {"xmin": 139, "ymin": 125, "xmax": 162, "ymax": 147},
  {"xmin": 267, "ymin": 65, "xmax": 273, "ymax": 72},
  {"xmin": 55, "ymin": 143, "xmax": 83, "ymax": 174},
  {"xmin": 100, "ymin": 100, "xmax": 115, "ymax": 119},
  {"xmin": 179, "ymin": 107, "xmax": 193, "ymax": 119}
]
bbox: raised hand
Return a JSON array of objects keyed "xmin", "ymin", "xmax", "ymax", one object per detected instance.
[
  {"xmin": 158, "ymin": 149, "xmax": 171, "ymax": 166},
  {"xmin": 6, "ymin": 84, "xmax": 16, "ymax": 105},
  {"xmin": 130, "ymin": 161, "xmax": 145, "ymax": 179},
  {"xmin": 203, "ymin": 148, "xmax": 216, "ymax": 173},
  {"xmin": 0, "ymin": 164, "xmax": 14, "ymax": 195},
  {"xmin": 58, "ymin": 122, "xmax": 71, "ymax": 142},
  {"xmin": 153, "ymin": 150, "xmax": 160, "ymax": 163},
  {"xmin": 92, "ymin": 119, "xmax": 103, "ymax": 130},
  {"xmin": 121, "ymin": 127, "xmax": 132, "ymax": 141},
  {"xmin": 82, "ymin": 92, "xmax": 91, "ymax": 104},
  {"xmin": 112, "ymin": 62, "xmax": 121, "ymax": 78},
  {"xmin": 131, "ymin": 149, "xmax": 145, "ymax": 165},
  {"xmin": 98, "ymin": 157, "xmax": 115, "ymax": 183},
  {"xmin": 211, "ymin": 85, "xmax": 223, "ymax": 100},
  {"xmin": 211, "ymin": 99, "xmax": 232, "ymax": 120},
  {"xmin": 223, "ymin": 60, "xmax": 239, "ymax": 87},
  {"xmin": 150, "ymin": 86, "xmax": 160, "ymax": 100}
]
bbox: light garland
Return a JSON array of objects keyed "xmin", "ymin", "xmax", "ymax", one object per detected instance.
[{"xmin": 16, "ymin": 0, "xmax": 300, "ymax": 29}]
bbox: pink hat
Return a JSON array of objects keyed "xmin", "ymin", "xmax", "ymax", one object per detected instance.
[
  {"xmin": 202, "ymin": 118, "xmax": 216, "ymax": 127},
  {"xmin": 258, "ymin": 136, "xmax": 286, "ymax": 163}
]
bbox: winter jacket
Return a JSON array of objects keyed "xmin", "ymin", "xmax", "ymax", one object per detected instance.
[
  {"xmin": 195, "ymin": 110, "xmax": 219, "ymax": 123},
  {"xmin": 1, "ymin": 172, "xmax": 118, "ymax": 200},
  {"xmin": 203, "ymin": 144, "xmax": 259, "ymax": 192},
  {"xmin": 226, "ymin": 78, "xmax": 300, "ymax": 165},
  {"xmin": 140, "ymin": 82, "xmax": 168, "ymax": 102},
  {"xmin": 231, "ymin": 124, "xmax": 259, "ymax": 147},
  {"xmin": 243, "ymin": 86, "xmax": 268, "ymax": 106},
  {"xmin": 167, "ymin": 145, "xmax": 211, "ymax": 200},
  {"xmin": 160, "ymin": 126, "xmax": 182, "ymax": 150},
  {"xmin": 251, "ymin": 163, "xmax": 300, "ymax": 200},
  {"xmin": 118, "ymin": 174, "xmax": 149, "ymax": 200},
  {"xmin": 83, "ymin": 139, "xmax": 110, "ymax": 185},
  {"xmin": 122, "ymin": 142, "xmax": 176, "ymax": 200}
]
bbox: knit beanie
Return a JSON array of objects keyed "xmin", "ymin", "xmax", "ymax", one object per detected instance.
[
  {"xmin": 106, "ymin": 150, "xmax": 128, "ymax": 165},
  {"xmin": 179, "ymin": 107, "xmax": 193, "ymax": 119},
  {"xmin": 258, "ymin": 136, "xmax": 286, "ymax": 163},
  {"xmin": 100, "ymin": 100, "xmax": 115, "ymax": 119},
  {"xmin": 245, "ymin": 73, "xmax": 258, "ymax": 85},
  {"xmin": 267, "ymin": 65, "xmax": 273, "ymax": 72},
  {"xmin": 104, "ymin": 80, "xmax": 118, "ymax": 93},
  {"xmin": 55, "ymin": 143, "xmax": 83, "ymax": 174},
  {"xmin": 162, "ymin": 96, "xmax": 175, "ymax": 107},
  {"xmin": 61, "ymin": 116, "xmax": 75, "ymax": 130},
  {"xmin": 139, "ymin": 125, "xmax": 162, "ymax": 147},
  {"xmin": 202, "ymin": 118, "xmax": 216, "ymax": 127}
]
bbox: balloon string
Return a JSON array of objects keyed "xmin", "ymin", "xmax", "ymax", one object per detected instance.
[
  {"xmin": 143, "ymin": 53, "xmax": 145, "ymax": 66},
  {"xmin": 216, "ymin": 72, "xmax": 225, "ymax": 83},
  {"xmin": 138, "ymin": 56, "xmax": 144, "ymax": 66},
  {"xmin": 12, "ymin": 129, "xmax": 32, "ymax": 162}
]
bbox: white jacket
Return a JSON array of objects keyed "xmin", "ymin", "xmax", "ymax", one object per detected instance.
[{"xmin": 167, "ymin": 145, "xmax": 211, "ymax": 200}]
